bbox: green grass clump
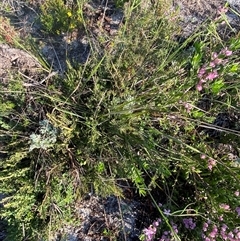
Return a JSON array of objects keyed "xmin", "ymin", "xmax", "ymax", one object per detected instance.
[{"xmin": 0, "ymin": 0, "xmax": 240, "ymax": 240}]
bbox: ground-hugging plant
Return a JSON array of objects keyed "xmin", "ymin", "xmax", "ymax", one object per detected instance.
[{"xmin": 0, "ymin": 0, "xmax": 240, "ymax": 240}]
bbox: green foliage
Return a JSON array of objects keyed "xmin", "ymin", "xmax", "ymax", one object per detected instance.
[{"xmin": 40, "ymin": 0, "xmax": 84, "ymax": 35}]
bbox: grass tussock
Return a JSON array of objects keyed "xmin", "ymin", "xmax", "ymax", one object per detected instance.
[{"xmin": 0, "ymin": 0, "xmax": 239, "ymax": 240}]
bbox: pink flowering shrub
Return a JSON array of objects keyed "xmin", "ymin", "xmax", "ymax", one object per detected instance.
[
  {"xmin": 142, "ymin": 212, "xmax": 240, "ymax": 241},
  {"xmin": 142, "ymin": 218, "xmax": 179, "ymax": 241},
  {"xmin": 139, "ymin": 7, "xmax": 240, "ymax": 241},
  {"xmin": 196, "ymin": 47, "xmax": 233, "ymax": 92},
  {"xmin": 141, "ymin": 186, "xmax": 240, "ymax": 241},
  {"xmin": 202, "ymin": 221, "xmax": 240, "ymax": 241}
]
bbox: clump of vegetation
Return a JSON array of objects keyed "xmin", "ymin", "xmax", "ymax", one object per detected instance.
[
  {"xmin": 0, "ymin": 16, "xmax": 19, "ymax": 44},
  {"xmin": 0, "ymin": 0, "xmax": 239, "ymax": 240},
  {"xmin": 40, "ymin": 0, "xmax": 84, "ymax": 34}
]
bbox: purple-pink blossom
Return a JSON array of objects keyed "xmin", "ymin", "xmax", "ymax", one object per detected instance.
[
  {"xmin": 202, "ymin": 221, "xmax": 240, "ymax": 241},
  {"xmin": 198, "ymin": 67, "xmax": 206, "ymax": 78},
  {"xmin": 209, "ymin": 61, "xmax": 216, "ymax": 67},
  {"xmin": 159, "ymin": 231, "xmax": 171, "ymax": 241},
  {"xmin": 201, "ymin": 154, "xmax": 207, "ymax": 159},
  {"xmin": 220, "ymin": 203, "xmax": 230, "ymax": 210},
  {"xmin": 221, "ymin": 224, "xmax": 228, "ymax": 232},
  {"xmin": 221, "ymin": 47, "xmax": 233, "ymax": 57},
  {"xmin": 143, "ymin": 225, "xmax": 157, "ymax": 241},
  {"xmin": 206, "ymin": 70, "xmax": 218, "ymax": 80},
  {"xmin": 208, "ymin": 158, "xmax": 217, "ymax": 171},
  {"xmin": 212, "ymin": 52, "xmax": 218, "ymax": 59},
  {"xmin": 153, "ymin": 219, "xmax": 161, "ymax": 227},
  {"xmin": 203, "ymin": 222, "xmax": 209, "ymax": 232},
  {"xmin": 219, "ymin": 215, "xmax": 223, "ymax": 221},
  {"xmin": 228, "ymin": 231, "xmax": 234, "ymax": 239},
  {"xmin": 236, "ymin": 207, "xmax": 240, "ymax": 217},
  {"xmin": 196, "ymin": 82, "xmax": 203, "ymax": 91},
  {"xmin": 213, "ymin": 57, "xmax": 223, "ymax": 65},
  {"xmin": 210, "ymin": 57, "xmax": 223, "ymax": 67},
  {"xmin": 183, "ymin": 102, "xmax": 192, "ymax": 113},
  {"xmin": 195, "ymin": 46, "xmax": 233, "ymax": 92},
  {"xmin": 221, "ymin": 231, "xmax": 228, "ymax": 240},
  {"xmin": 171, "ymin": 222, "xmax": 179, "ymax": 234},
  {"xmin": 183, "ymin": 218, "xmax": 196, "ymax": 230},
  {"xmin": 143, "ymin": 219, "xmax": 161, "ymax": 241},
  {"xmin": 209, "ymin": 225, "xmax": 218, "ymax": 238},
  {"xmin": 235, "ymin": 229, "xmax": 240, "ymax": 239}
]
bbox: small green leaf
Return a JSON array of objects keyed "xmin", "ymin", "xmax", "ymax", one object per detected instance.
[
  {"xmin": 230, "ymin": 38, "xmax": 240, "ymax": 50},
  {"xmin": 229, "ymin": 63, "xmax": 238, "ymax": 72},
  {"xmin": 96, "ymin": 162, "xmax": 105, "ymax": 173},
  {"xmin": 192, "ymin": 110, "xmax": 204, "ymax": 118},
  {"xmin": 211, "ymin": 79, "xmax": 225, "ymax": 94}
]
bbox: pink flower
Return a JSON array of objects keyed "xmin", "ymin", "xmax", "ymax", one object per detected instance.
[
  {"xmin": 212, "ymin": 225, "xmax": 218, "ymax": 233},
  {"xmin": 222, "ymin": 59, "xmax": 229, "ymax": 65},
  {"xmin": 198, "ymin": 67, "xmax": 206, "ymax": 78},
  {"xmin": 199, "ymin": 79, "xmax": 207, "ymax": 83},
  {"xmin": 234, "ymin": 191, "xmax": 239, "ymax": 197},
  {"xmin": 225, "ymin": 50, "xmax": 232, "ymax": 56},
  {"xmin": 220, "ymin": 204, "xmax": 230, "ymax": 210},
  {"xmin": 228, "ymin": 231, "xmax": 234, "ymax": 239},
  {"xmin": 219, "ymin": 215, "xmax": 223, "ymax": 221},
  {"xmin": 209, "ymin": 61, "xmax": 216, "ymax": 67},
  {"xmin": 210, "ymin": 57, "xmax": 223, "ymax": 67},
  {"xmin": 209, "ymin": 225, "xmax": 218, "ymax": 238},
  {"xmin": 196, "ymin": 82, "xmax": 203, "ymax": 91},
  {"xmin": 203, "ymin": 222, "xmax": 209, "ymax": 232},
  {"xmin": 171, "ymin": 223, "xmax": 179, "ymax": 234},
  {"xmin": 235, "ymin": 231, "xmax": 240, "ymax": 239},
  {"xmin": 221, "ymin": 47, "xmax": 232, "ymax": 56},
  {"xmin": 206, "ymin": 70, "xmax": 218, "ymax": 80},
  {"xmin": 212, "ymin": 52, "xmax": 218, "ymax": 59},
  {"xmin": 143, "ymin": 225, "xmax": 157, "ymax": 241},
  {"xmin": 153, "ymin": 219, "xmax": 161, "ymax": 227},
  {"xmin": 221, "ymin": 231, "xmax": 228, "ymax": 240},
  {"xmin": 221, "ymin": 224, "xmax": 228, "ymax": 232},
  {"xmin": 184, "ymin": 102, "xmax": 192, "ymax": 113},
  {"xmin": 213, "ymin": 57, "xmax": 223, "ymax": 65},
  {"xmin": 208, "ymin": 158, "xmax": 216, "ymax": 171},
  {"xmin": 233, "ymin": 228, "xmax": 239, "ymax": 233},
  {"xmin": 201, "ymin": 154, "xmax": 207, "ymax": 159},
  {"xmin": 209, "ymin": 231, "xmax": 217, "ymax": 238}
]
